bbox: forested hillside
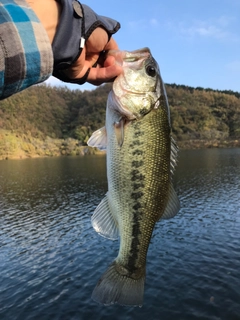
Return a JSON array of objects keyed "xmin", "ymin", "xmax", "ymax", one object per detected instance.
[{"xmin": 0, "ymin": 83, "xmax": 239, "ymax": 159}]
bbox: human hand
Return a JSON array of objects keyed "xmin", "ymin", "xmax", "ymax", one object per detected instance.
[
  {"xmin": 26, "ymin": 0, "xmax": 122, "ymax": 85},
  {"xmin": 63, "ymin": 27, "xmax": 122, "ymax": 85}
]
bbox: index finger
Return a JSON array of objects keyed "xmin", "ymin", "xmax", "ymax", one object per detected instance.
[
  {"xmin": 104, "ymin": 37, "xmax": 119, "ymax": 51},
  {"xmin": 87, "ymin": 57, "xmax": 122, "ymax": 85}
]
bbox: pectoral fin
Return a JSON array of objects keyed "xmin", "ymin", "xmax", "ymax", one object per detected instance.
[
  {"xmin": 160, "ymin": 183, "xmax": 180, "ymax": 220},
  {"xmin": 114, "ymin": 118, "xmax": 125, "ymax": 147},
  {"xmin": 91, "ymin": 194, "xmax": 119, "ymax": 240},
  {"xmin": 87, "ymin": 127, "xmax": 107, "ymax": 151}
]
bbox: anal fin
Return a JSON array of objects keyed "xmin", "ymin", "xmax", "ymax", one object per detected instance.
[{"xmin": 91, "ymin": 194, "xmax": 119, "ymax": 240}]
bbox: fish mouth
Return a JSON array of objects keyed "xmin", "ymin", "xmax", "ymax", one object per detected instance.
[{"xmin": 107, "ymin": 47, "xmax": 151, "ymax": 67}]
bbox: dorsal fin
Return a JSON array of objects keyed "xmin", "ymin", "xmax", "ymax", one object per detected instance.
[
  {"xmin": 170, "ymin": 136, "xmax": 178, "ymax": 175},
  {"xmin": 161, "ymin": 183, "xmax": 180, "ymax": 219}
]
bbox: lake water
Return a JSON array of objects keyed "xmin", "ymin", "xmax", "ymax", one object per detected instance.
[{"xmin": 0, "ymin": 149, "xmax": 239, "ymax": 320}]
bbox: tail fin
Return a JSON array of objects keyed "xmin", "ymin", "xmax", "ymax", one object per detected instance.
[{"xmin": 92, "ymin": 262, "xmax": 145, "ymax": 307}]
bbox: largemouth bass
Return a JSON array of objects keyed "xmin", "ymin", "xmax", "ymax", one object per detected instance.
[{"xmin": 87, "ymin": 48, "xmax": 180, "ymax": 306}]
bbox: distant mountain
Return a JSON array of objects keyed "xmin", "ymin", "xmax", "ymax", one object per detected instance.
[{"xmin": 0, "ymin": 83, "xmax": 239, "ymax": 159}]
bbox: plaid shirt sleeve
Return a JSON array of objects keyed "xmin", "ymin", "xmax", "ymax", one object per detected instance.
[{"xmin": 0, "ymin": 0, "xmax": 53, "ymax": 100}]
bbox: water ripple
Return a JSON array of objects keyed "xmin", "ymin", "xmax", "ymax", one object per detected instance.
[{"xmin": 0, "ymin": 151, "xmax": 240, "ymax": 319}]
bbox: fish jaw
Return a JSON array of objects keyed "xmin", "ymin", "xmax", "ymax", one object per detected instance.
[
  {"xmin": 107, "ymin": 47, "xmax": 151, "ymax": 69},
  {"xmin": 107, "ymin": 48, "xmax": 162, "ymax": 121}
]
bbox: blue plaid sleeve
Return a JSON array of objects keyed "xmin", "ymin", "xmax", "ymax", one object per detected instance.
[{"xmin": 0, "ymin": 0, "xmax": 53, "ymax": 100}]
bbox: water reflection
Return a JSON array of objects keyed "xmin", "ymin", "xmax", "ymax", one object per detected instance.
[{"xmin": 0, "ymin": 150, "xmax": 240, "ymax": 320}]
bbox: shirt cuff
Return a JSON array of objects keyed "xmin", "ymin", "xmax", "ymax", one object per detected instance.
[{"xmin": 0, "ymin": 0, "xmax": 53, "ymax": 100}]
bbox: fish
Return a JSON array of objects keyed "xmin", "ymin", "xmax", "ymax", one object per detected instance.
[{"xmin": 87, "ymin": 47, "xmax": 180, "ymax": 307}]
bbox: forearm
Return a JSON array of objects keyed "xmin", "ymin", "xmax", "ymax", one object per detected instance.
[
  {"xmin": 0, "ymin": 0, "xmax": 121, "ymax": 100},
  {"xmin": 0, "ymin": 0, "xmax": 53, "ymax": 100},
  {"xmin": 25, "ymin": 0, "xmax": 62, "ymax": 44}
]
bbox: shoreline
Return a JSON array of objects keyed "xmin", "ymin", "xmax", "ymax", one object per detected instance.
[
  {"xmin": 1, "ymin": 137, "xmax": 239, "ymax": 161},
  {"xmin": 0, "ymin": 130, "xmax": 104, "ymax": 161}
]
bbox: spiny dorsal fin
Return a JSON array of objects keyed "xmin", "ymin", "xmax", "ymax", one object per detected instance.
[
  {"xmin": 91, "ymin": 194, "xmax": 119, "ymax": 240},
  {"xmin": 87, "ymin": 127, "xmax": 107, "ymax": 151}
]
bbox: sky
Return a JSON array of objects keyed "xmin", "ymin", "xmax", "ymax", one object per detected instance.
[{"xmin": 46, "ymin": 0, "xmax": 240, "ymax": 92}]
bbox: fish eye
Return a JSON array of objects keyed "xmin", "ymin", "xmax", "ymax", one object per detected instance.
[{"xmin": 146, "ymin": 65, "xmax": 156, "ymax": 77}]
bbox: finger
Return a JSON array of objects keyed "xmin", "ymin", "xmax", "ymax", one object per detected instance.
[
  {"xmin": 63, "ymin": 52, "xmax": 102, "ymax": 80},
  {"xmin": 85, "ymin": 27, "xmax": 109, "ymax": 52},
  {"xmin": 103, "ymin": 55, "xmax": 118, "ymax": 67},
  {"xmin": 86, "ymin": 38, "xmax": 119, "ymax": 69},
  {"xmin": 104, "ymin": 37, "xmax": 119, "ymax": 51},
  {"xmin": 63, "ymin": 62, "xmax": 90, "ymax": 79},
  {"xmin": 87, "ymin": 63, "xmax": 122, "ymax": 85},
  {"xmin": 62, "ymin": 47, "xmax": 87, "ymax": 79},
  {"xmin": 85, "ymin": 52, "xmax": 100, "ymax": 67},
  {"xmin": 63, "ymin": 51, "xmax": 103, "ymax": 80}
]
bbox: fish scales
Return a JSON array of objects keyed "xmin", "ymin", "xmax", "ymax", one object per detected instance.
[
  {"xmin": 88, "ymin": 48, "xmax": 180, "ymax": 306},
  {"xmin": 107, "ymin": 104, "xmax": 171, "ymax": 275}
]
